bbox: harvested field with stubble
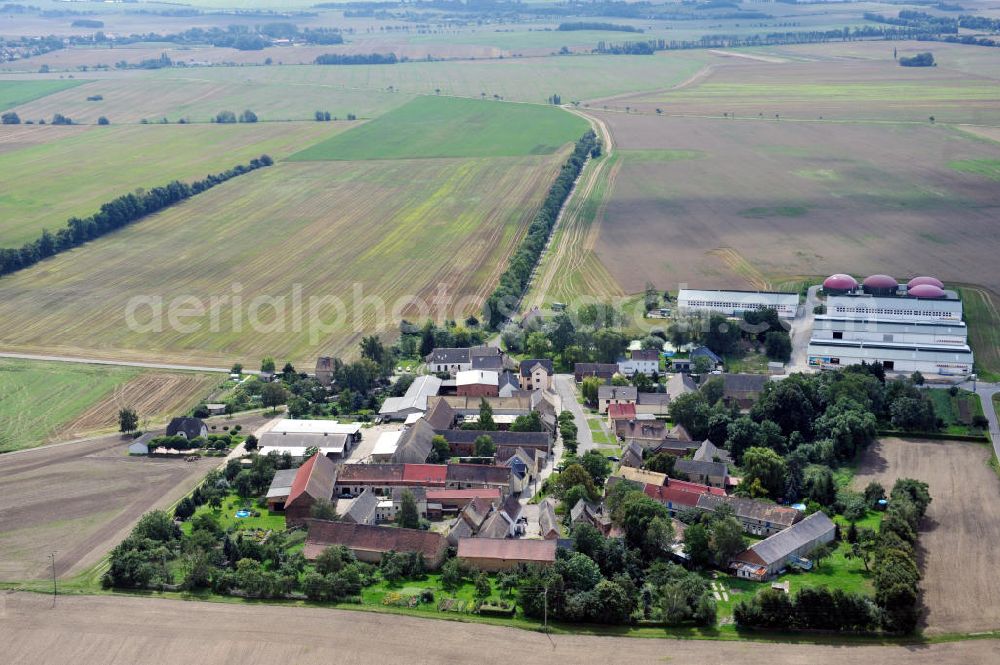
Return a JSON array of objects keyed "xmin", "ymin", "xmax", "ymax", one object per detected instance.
[
  {"xmin": 0, "ymin": 359, "xmax": 215, "ymax": 452},
  {"xmin": 3, "ymin": 593, "xmax": 1000, "ymax": 665},
  {"xmin": 0, "ymin": 122, "xmax": 339, "ymax": 246},
  {"xmin": 0, "ymin": 154, "xmax": 566, "ymax": 366},
  {"xmin": 60, "ymin": 372, "xmax": 218, "ymax": 439},
  {"xmin": 853, "ymin": 437, "xmax": 1000, "ymax": 635},
  {"xmin": 7, "ymin": 75, "xmax": 407, "ymax": 125},
  {"xmin": 581, "ymin": 112, "xmax": 1000, "ymax": 295}
]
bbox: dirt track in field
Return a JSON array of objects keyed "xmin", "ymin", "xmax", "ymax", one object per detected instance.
[
  {"xmin": 0, "ymin": 412, "xmax": 272, "ymax": 582},
  {"xmin": 2, "ymin": 592, "xmax": 997, "ymax": 665},
  {"xmin": 854, "ymin": 437, "xmax": 1000, "ymax": 635}
]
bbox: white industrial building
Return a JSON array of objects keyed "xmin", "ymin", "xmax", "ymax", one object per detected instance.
[
  {"xmin": 677, "ymin": 289, "xmax": 799, "ymax": 319},
  {"xmin": 810, "ymin": 273, "xmax": 972, "ymax": 376},
  {"xmin": 825, "ymin": 293, "xmax": 963, "ymax": 322},
  {"xmin": 812, "ymin": 316, "xmax": 969, "ymax": 346},
  {"xmin": 806, "ymin": 340, "xmax": 973, "ymax": 375}
]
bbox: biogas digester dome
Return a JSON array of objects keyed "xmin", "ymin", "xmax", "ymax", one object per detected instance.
[
  {"xmin": 862, "ymin": 274, "xmax": 898, "ymax": 296},
  {"xmin": 822, "ymin": 273, "xmax": 858, "ymax": 294},
  {"xmin": 907, "ymin": 276, "xmax": 945, "ymax": 290},
  {"xmin": 908, "ymin": 284, "xmax": 946, "ymax": 298}
]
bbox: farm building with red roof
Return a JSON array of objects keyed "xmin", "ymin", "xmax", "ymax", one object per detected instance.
[
  {"xmin": 284, "ymin": 453, "xmax": 338, "ymax": 526},
  {"xmin": 304, "ymin": 520, "xmax": 448, "ymax": 568}
]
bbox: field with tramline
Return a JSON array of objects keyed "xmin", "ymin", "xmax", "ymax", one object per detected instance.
[
  {"xmin": 7, "ymin": 76, "xmax": 407, "ymax": 125},
  {"xmin": 0, "ymin": 358, "xmax": 213, "ymax": 452},
  {"xmin": 0, "ymin": 155, "xmax": 566, "ymax": 366},
  {"xmin": 0, "ymin": 122, "xmax": 338, "ymax": 246}
]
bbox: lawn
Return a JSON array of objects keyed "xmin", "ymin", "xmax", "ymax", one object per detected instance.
[
  {"xmin": 290, "ymin": 95, "xmax": 588, "ymax": 160},
  {"xmin": 0, "ymin": 79, "xmax": 86, "ymax": 111},
  {"xmin": 0, "ymin": 122, "xmax": 337, "ymax": 246},
  {"xmin": 926, "ymin": 387, "xmax": 985, "ymax": 435},
  {"xmin": 181, "ymin": 492, "xmax": 286, "ymax": 535},
  {"xmin": 0, "ymin": 155, "xmax": 566, "ymax": 366},
  {"xmin": 0, "ymin": 358, "xmax": 140, "ymax": 452},
  {"xmin": 587, "ymin": 417, "xmax": 615, "ymax": 445}
]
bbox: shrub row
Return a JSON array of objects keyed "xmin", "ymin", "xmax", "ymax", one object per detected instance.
[
  {"xmin": 483, "ymin": 130, "xmax": 598, "ymax": 329},
  {"xmin": 0, "ymin": 155, "xmax": 273, "ymax": 277}
]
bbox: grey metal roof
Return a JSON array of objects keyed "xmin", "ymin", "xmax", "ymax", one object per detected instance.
[
  {"xmin": 379, "ymin": 375, "xmax": 443, "ymax": 415},
  {"xmin": 697, "ymin": 494, "xmax": 800, "ymax": 528},
  {"xmin": 745, "ymin": 511, "xmax": 836, "ymax": 566},
  {"xmin": 807, "ymin": 340, "xmax": 973, "ymax": 362},
  {"xmin": 259, "ymin": 431, "xmax": 349, "ymax": 451}
]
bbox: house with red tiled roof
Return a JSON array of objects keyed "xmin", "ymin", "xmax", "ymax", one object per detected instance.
[
  {"xmin": 402, "ymin": 463, "xmax": 448, "ymax": 485},
  {"xmin": 643, "ymin": 477, "xmax": 725, "ymax": 517},
  {"xmin": 426, "ymin": 488, "xmax": 501, "ymax": 513},
  {"xmin": 284, "ymin": 453, "xmax": 338, "ymax": 526},
  {"xmin": 304, "ymin": 520, "xmax": 447, "ymax": 568},
  {"xmin": 607, "ymin": 402, "xmax": 637, "ymax": 427}
]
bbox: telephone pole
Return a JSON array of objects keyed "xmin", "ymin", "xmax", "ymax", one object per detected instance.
[{"xmin": 49, "ymin": 552, "xmax": 58, "ymax": 605}]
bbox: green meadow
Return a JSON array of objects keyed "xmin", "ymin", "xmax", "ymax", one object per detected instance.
[
  {"xmin": 0, "ymin": 358, "xmax": 139, "ymax": 452},
  {"xmin": 290, "ymin": 95, "xmax": 589, "ymax": 160}
]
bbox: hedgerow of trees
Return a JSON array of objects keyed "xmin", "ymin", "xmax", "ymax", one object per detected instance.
[
  {"xmin": 0, "ymin": 155, "xmax": 273, "ymax": 277},
  {"xmin": 483, "ymin": 130, "xmax": 599, "ymax": 329}
]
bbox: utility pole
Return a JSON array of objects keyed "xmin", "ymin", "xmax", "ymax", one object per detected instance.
[
  {"xmin": 49, "ymin": 552, "xmax": 57, "ymax": 605},
  {"xmin": 543, "ymin": 584, "xmax": 548, "ymax": 633}
]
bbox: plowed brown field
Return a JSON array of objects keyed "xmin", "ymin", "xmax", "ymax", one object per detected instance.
[{"xmin": 854, "ymin": 437, "xmax": 1000, "ymax": 635}]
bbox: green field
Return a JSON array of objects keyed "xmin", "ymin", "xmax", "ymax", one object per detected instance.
[
  {"xmin": 0, "ymin": 122, "xmax": 339, "ymax": 246},
  {"xmin": 0, "ymin": 358, "xmax": 140, "ymax": 452},
  {"xmin": 949, "ymin": 159, "xmax": 1000, "ymax": 181},
  {"xmin": 0, "ymin": 79, "xmax": 86, "ymax": 111},
  {"xmin": 291, "ymin": 96, "xmax": 588, "ymax": 160}
]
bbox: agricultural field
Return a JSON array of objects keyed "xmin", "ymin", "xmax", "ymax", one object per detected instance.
[
  {"xmin": 0, "ymin": 433, "xmax": 219, "ymax": 581},
  {"xmin": 570, "ymin": 112, "xmax": 1000, "ymax": 296},
  {"xmin": 0, "ymin": 154, "xmax": 567, "ymax": 366},
  {"xmin": 142, "ymin": 53, "xmax": 708, "ymax": 105},
  {"xmin": 6, "ymin": 75, "xmax": 407, "ymax": 125},
  {"xmin": 957, "ymin": 286, "xmax": 1000, "ymax": 380},
  {"xmin": 291, "ymin": 96, "xmax": 588, "ymax": 160},
  {"xmin": 0, "ymin": 79, "xmax": 85, "ymax": 109},
  {"xmin": 0, "ymin": 122, "xmax": 339, "ymax": 246},
  {"xmin": 5, "ymin": 594, "xmax": 999, "ymax": 665},
  {"xmin": 853, "ymin": 437, "xmax": 1000, "ymax": 634},
  {"xmin": 4, "ymin": 53, "xmax": 707, "ymax": 124},
  {"xmin": 0, "ymin": 358, "xmax": 214, "ymax": 452},
  {"xmin": 613, "ymin": 42, "xmax": 1000, "ymax": 125}
]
